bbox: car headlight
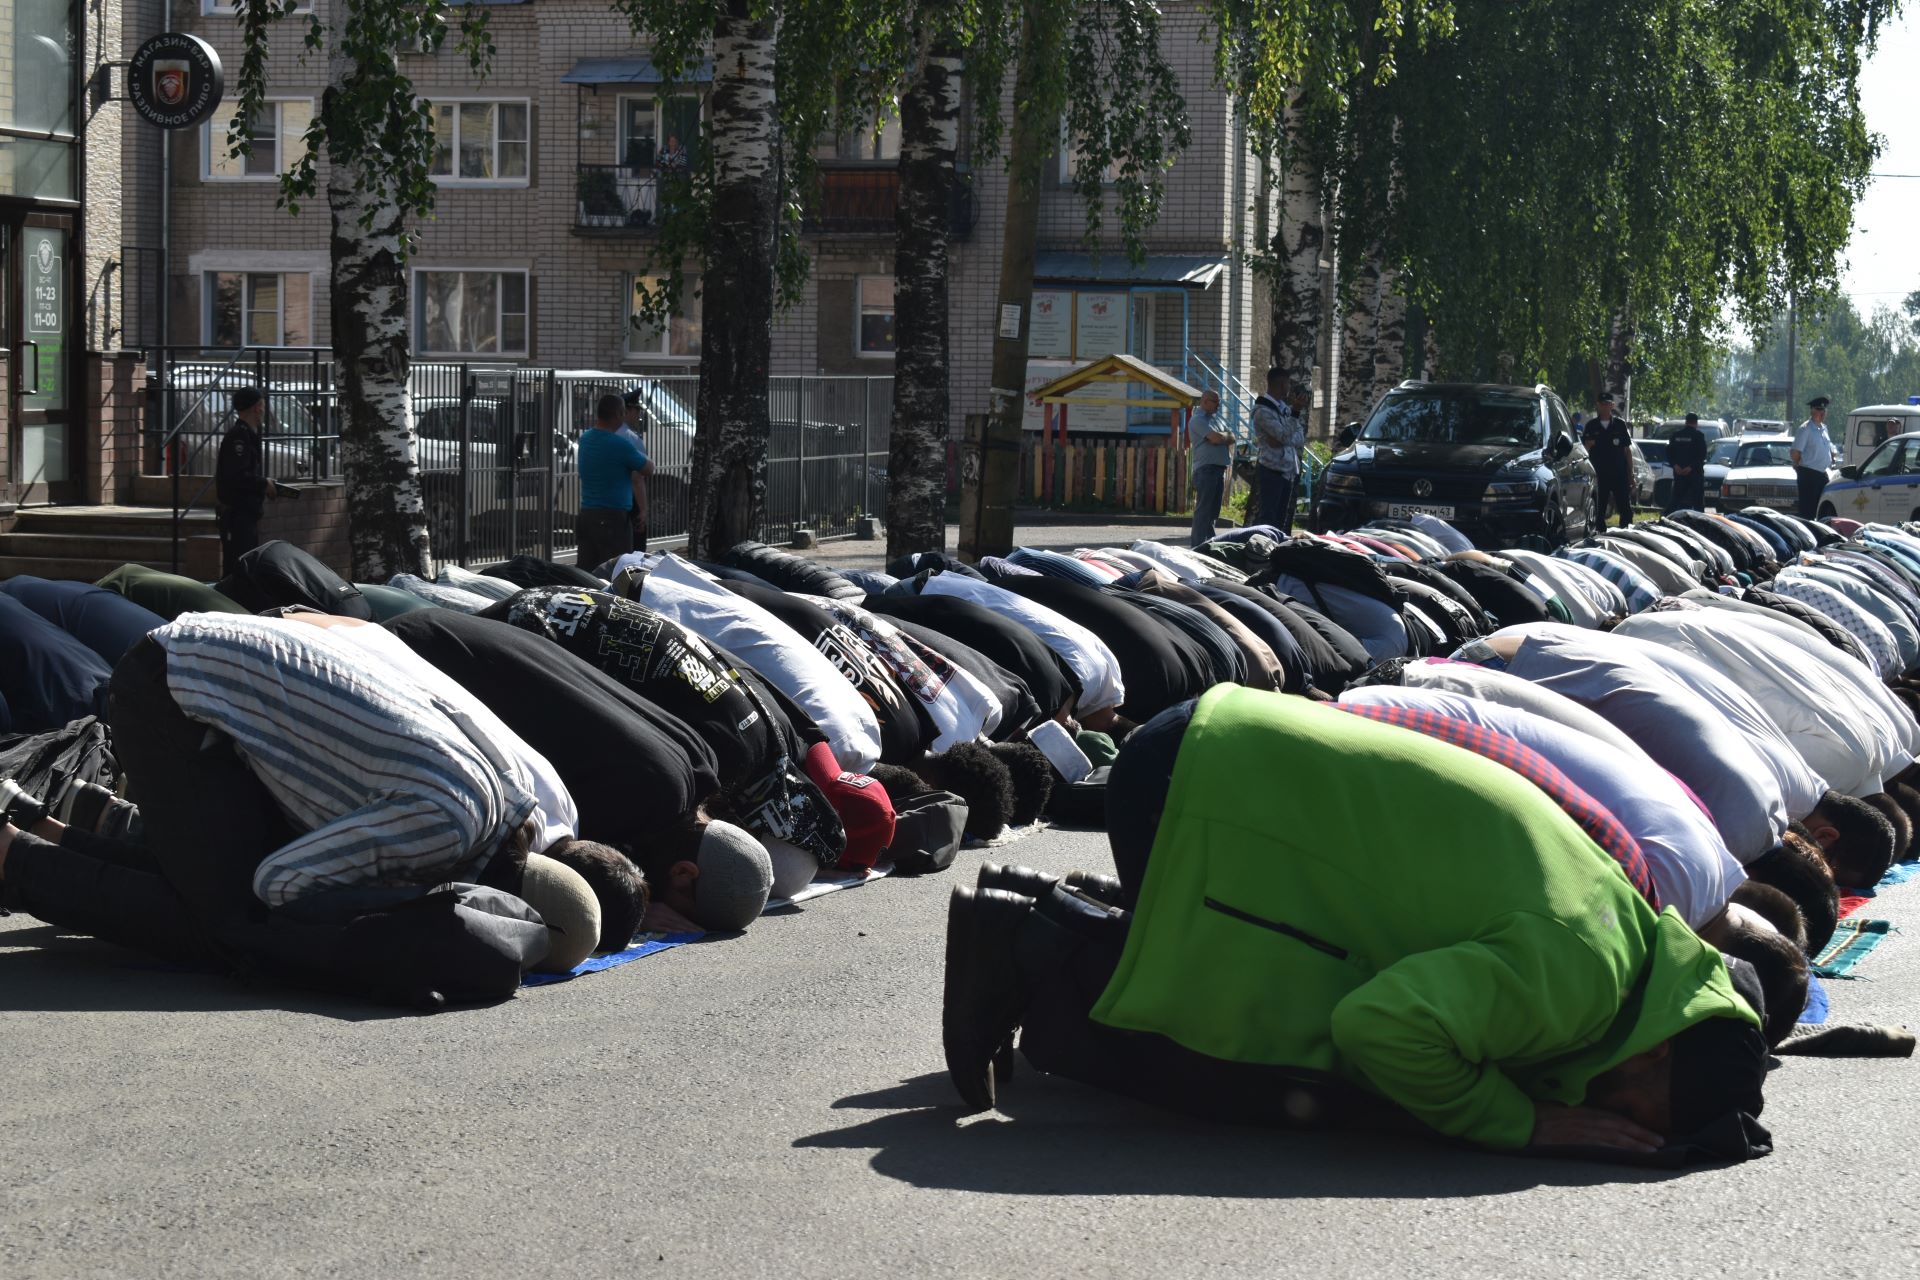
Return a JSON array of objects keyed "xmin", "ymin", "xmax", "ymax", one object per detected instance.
[
  {"xmin": 1722, "ymin": 483, "xmax": 1747, "ymax": 497},
  {"xmin": 1482, "ymin": 479, "xmax": 1539, "ymax": 503},
  {"xmin": 1325, "ymin": 471, "xmax": 1364, "ymax": 495}
]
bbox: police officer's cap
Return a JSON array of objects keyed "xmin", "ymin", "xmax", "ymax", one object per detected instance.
[
  {"xmin": 1807, "ymin": 396, "xmax": 1831, "ymax": 410},
  {"xmin": 621, "ymin": 387, "xmax": 645, "ymax": 408},
  {"xmin": 1596, "ymin": 392, "xmax": 1616, "ymax": 405},
  {"xmin": 1685, "ymin": 413, "xmax": 1699, "ymax": 424},
  {"xmin": 232, "ymin": 386, "xmax": 264, "ymax": 412}
]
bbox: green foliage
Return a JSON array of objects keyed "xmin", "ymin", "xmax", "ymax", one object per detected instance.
[
  {"xmin": 231, "ymin": 0, "xmax": 495, "ymax": 241},
  {"xmin": 1365, "ymin": 0, "xmax": 1894, "ymax": 390},
  {"xmin": 1703, "ymin": 293, "xmax": 1920, "ymax": 422}
]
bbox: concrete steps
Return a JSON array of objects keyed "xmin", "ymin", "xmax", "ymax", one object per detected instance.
[{"xmin": 0, "ymin": 506, "xmax": 223, "ymax": 582}]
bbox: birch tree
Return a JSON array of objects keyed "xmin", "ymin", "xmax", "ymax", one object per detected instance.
[
  {"xmin": 231, "ymin": 1, "xmax": 491, "ymax": 579},
  {"xmin": 885, "ymin": 0, "xmax": 970, "ymax": 559}
]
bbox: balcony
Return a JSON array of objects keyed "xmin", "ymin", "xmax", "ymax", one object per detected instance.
[{"xmin": 572, "ymin": 162, "xmax": 976, "ymax": 239}]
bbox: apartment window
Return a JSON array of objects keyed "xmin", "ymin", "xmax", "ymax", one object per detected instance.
[
  {"xmin": 414, "ymin": 270, "xmax": 529, "ymax": 356},
  {"xmin": 206, "ymin": 272, "xmax": 313, "ymax": 347},
  {"xmin": 202, "ymin": 0, "xmax": 311, "ymax": 11},
  {"xmin": 856, "ymin": 276, "xmax": 895, "ymax": 356},
  {"xmin": 627, "ymin": 275, "xmax": 701, "ymax": 360},
  {"xmin": 203, "ymin": 100, "xmax": 314, "ymax": 180},
  {"xmin": 1058, "ymin": 123, "xmax": 1119, "ymax": 185},
  {"xmin": 836, "ymin": 110, "xmax": 901, "ymax": 161},
  {"xmin": 430, "ymin": 101, "xmax": 531, "ymax": 183}
]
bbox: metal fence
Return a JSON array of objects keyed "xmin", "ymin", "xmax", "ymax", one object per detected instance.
[{"xmin": 145, "ymin": 347, "xmax": 891, "ymax": 568}]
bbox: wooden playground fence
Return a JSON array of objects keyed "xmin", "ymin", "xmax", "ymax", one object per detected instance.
[{"xmin": 942, "ymin": 437, "xmax": 1207, "ymax": 513}]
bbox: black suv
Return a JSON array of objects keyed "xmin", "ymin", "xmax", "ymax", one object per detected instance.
[{"xmin": 1312, "ymin": 382, "xmax": 1598, "ymax": 547}]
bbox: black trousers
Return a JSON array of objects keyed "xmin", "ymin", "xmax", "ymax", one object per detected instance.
[
  {"xmin": 1596, "ymin": 470, "xmax": 1634, "ymax": 528},
  {"xmin": 1796, "ymin": 467, "xmax": 1829, "ymax": 520},
  {"xmin": 576, "ymin": 507, "xmax": 634, "ymax": 576},
  {"xmin": 218, "ymin": 510, "xmax": 261, "ymax": 579},
  {"xmin": 2, "ymin": 639, "xmax": 289, "ymax": 962},
  {"xmin": 1668, "ymin": 473, "xmax": 1705, "ymax": 514}
]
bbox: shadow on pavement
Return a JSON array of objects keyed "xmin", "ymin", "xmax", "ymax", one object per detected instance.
[
  {"xmin": 798, "ymin": 1072, "xmax": 1688, "ymax": 1198},
  {"xmin": 0, "ymin": 921, "xmax": 425, "ymax": 1022}
]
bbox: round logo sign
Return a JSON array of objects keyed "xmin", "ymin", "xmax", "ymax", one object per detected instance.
[{"xmin": 128, "ymin": 33, "xmax": 224, "ymax": 130}]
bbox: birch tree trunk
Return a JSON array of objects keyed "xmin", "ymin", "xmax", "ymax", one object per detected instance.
[
  {"xmin": 1269, "ymin": 87, "xmax": 1325, "ymax": 380},
  {"xmin": 1369, "ymin": 267, "xmax": 1408, "ymax": 402},
  {"xmin": 1335, "ymin": 250, "xmax": 1381, "ymax": 428},
  {"xmin": 886, "ymin": 18, "xmax": 962, "ymax": 560},
  {"xmin": 325, "ymin": 71, "xmax": 430, "ymax": 581},
  {"xmin": 687, "ymin": 0, "xmax": 781, "ymax": 559}
]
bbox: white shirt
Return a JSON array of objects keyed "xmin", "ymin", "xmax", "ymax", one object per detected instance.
[
  {"xmin": 1793, "ymin": 418, "xmax": 1835, "ymax": 471},
  {"xmin": 633, "ymin": 554, "xmax": 884, "ymax": 771},
  {"xmin": 1340, "ymin": 684, "xmax": 1746, "ymax": 928},
  {"xmin": 1794, "ymin": 561, "xmax": 1920, "ymax": 671},
  {"xmin": 1400, "ymin": 657, "xmax": 1650, "ymax": 759},
  {"xmin": 1500, "ymin": 550, "xmax": 1614, "ymax": 627},
  {"xmin": 917, "ymin": 570, "xmax": 1127, "ymax": 715},
  {"xmin": 1484, "ymin": 625, "xmax": 1790, "ymax": 860},
  {"xmin": 1614, "ymin": 608, "xmax": 1905, "ymax": 798},
  {"xmin": 1592, "ymin": 536, "xmax": 1697, "ymax": 596},
  {"xmin": 807, "ymin": 594, "xmax": 1002, "ymax": 751}
]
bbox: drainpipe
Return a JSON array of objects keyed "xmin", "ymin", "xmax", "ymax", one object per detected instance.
[{"xmin": 1227, "ymin": 101, "xmax": 1247, "ymax": 432}]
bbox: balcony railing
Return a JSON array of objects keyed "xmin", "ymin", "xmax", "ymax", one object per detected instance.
[{"xmin": 574, "ymin": 161, "xmax": 976, "ymax": 239}]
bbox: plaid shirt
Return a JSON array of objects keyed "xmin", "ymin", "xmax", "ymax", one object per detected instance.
[{"xmin": 1336, "ymin": 702, "xmax": 1660, "ymax": 911}]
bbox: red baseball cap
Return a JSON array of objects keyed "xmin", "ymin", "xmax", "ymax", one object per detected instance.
[{"xmin": 803, "ymin": 742, "xmax": 896, "ymax": 869}]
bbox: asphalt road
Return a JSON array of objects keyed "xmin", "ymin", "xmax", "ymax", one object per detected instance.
[{"xmin": 5, "ymin": 517, "xmax": 1919, "ymax": 1277}]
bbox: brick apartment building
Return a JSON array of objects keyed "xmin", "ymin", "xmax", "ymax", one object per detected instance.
[{"xmin": 4, "ymin": 0, "xmax": 1282, "ymax": 523}]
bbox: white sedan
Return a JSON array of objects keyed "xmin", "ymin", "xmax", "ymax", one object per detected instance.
[{"xmin": 1714, "ymin": 435, "xmax": 1807, "ymax": 512}]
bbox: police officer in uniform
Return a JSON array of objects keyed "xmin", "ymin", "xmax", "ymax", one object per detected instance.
[
  {"xmin": 1587, "ymin": 393, "xmax": 1634, "ymax": 529},
  {"xmin": 1666, "ymin": 412, "xmax": 1708, "ymax": 513},
  {"xmin": 215, "ymin": 387, "xmax": 278, "ymax": 577},
  {"xmin": 1792, "ymin": 396, "xmax": 1836, "ymax": 520}
]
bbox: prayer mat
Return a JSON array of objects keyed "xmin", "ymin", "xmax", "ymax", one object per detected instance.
[
  {"xmin": 963, "ymin": 820, "xmax": 1050, "ymax": 851},
  {"xmin": 1814, "ymin": 917, "xmax": 1893, "ymax": 979},
  {"xmin": 1879, "ymin": 861, "xmax": 1920, "ymax": 888},
  {"xmin": 1798, "ymin": 973, "xmax": 1830, "ymax": 1027},
  {"xmin": 526, "ymin": 863, "xmax": 895, "ymax": 984},
  {"xmin": 1840, "ymin": 894, "xmax": 1871, "ymax": 920}
]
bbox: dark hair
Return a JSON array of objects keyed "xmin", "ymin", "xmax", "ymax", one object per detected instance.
[
  {"xmin": 1730, "ymin": 880, "xmax": 1808, "ymax": 953},
  {"xmin": 233, "ymin": 386, "xmax": 264, "ymax": 412},
  {"xmin": 916, "ymin": 741, "xmax": 1016, "ymax": 841},
  {"xmin": 595, "ymin": 392, "xmax": 625, "ymax": 424},
  {"xmin": 1266, "ymin": 366, "xmax": 1289, "ymax": 390},
  {"xmin": 1888, "ymin": 778, "xmax": 1920, "ymax": 844},
  {"xmin": 1810, "ymin": 790, "xmax": 1896, "ymax": 889},
  {"xmin": 1747, "ymin": 835, "xmax": 1839, "ymax": 955},
  {"xmin": 632, "ymin": 809, "xmax": 710, "ymax": 883},
  {"xmin": 868, "ymin": 763, "xmax": 932, "ymax": 801},
  {"xmin": 1715, "ymin": 921, "xmax": 1809, "ymax": 1047},
  {"xmin": 546, "ymin": 838, "xmax": 649, "ymax": 952},
  {"xmin": 989, "ymin": 741, "xmax": 1054, "ymax": 827},
  {"xmin": 1863, "ymin": 791, "xmax": 1913, "ymax": 864}
]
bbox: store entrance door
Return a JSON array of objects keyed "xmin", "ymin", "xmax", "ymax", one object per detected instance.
[{"xmin": 5, "ymin": 212, "xmax": 78, "ymax": 504}]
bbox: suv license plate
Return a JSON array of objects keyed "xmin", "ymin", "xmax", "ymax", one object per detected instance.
[{"xmin": 1388, "ymin": 503, "xmax": 1455, "ymax": 520}]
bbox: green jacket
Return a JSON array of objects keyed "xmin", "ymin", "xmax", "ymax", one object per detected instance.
[
  {"xmin": 95, "ymin": 564, "xmax": 248, "ymax": 622},
  {"xmin": 1091, "ymin": 686, "xmax": 1757, "ymax": 1149}
]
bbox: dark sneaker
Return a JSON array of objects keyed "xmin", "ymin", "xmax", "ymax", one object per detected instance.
[
  {"xmin": 0, "ymin": 779, "xmax": 48, "ymax": 829},
  {"xmin": 942, "ymin": 886, "xmax": 1034, "ymax": 1111},
  {"xmin": 1063, "ymin": 870, "xmax": 1125, "ymax": 908},
  {"xmin": 50, "ymin": 778, "xmax": 117, "ymax": 834},
  {"xmin": 975, "ymin": 861, "xmax": 1057, "ymax": 901}
]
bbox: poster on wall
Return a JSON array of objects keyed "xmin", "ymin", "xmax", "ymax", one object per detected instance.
[
  {"xmin": 1073, "ymin": 291, "xmax": 1127, "ymax": 359},
  {"xmin": 1028, "ymin": 290, "xmax": 1073, "ymax": 358}
]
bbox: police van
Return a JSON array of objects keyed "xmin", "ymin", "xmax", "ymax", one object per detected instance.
[
  {"xmin": 1823, "ymin": 430, "xmax": 1920, "ymax": 524},
  {"xmin": 1842, "ymin": 399, "xmax": 1920, "ymax": 470}
]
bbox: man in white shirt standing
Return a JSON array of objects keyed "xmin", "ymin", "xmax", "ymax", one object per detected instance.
[{"xmin": 1792, "ymin": 396, "xmax": 1836, "ymax": 519}]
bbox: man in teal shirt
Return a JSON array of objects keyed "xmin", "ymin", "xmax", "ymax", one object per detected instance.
[
  {"xmin": 1187, "ymin": 390, "xmax": 1233, "ymax": 548},
  {"xmin": 943, "ymin": 687, "xmax": 1771, "ymax": 1161},
  {"xmin": 576, "ymin": 392, "xmax": 651, "ymax": 573}
]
